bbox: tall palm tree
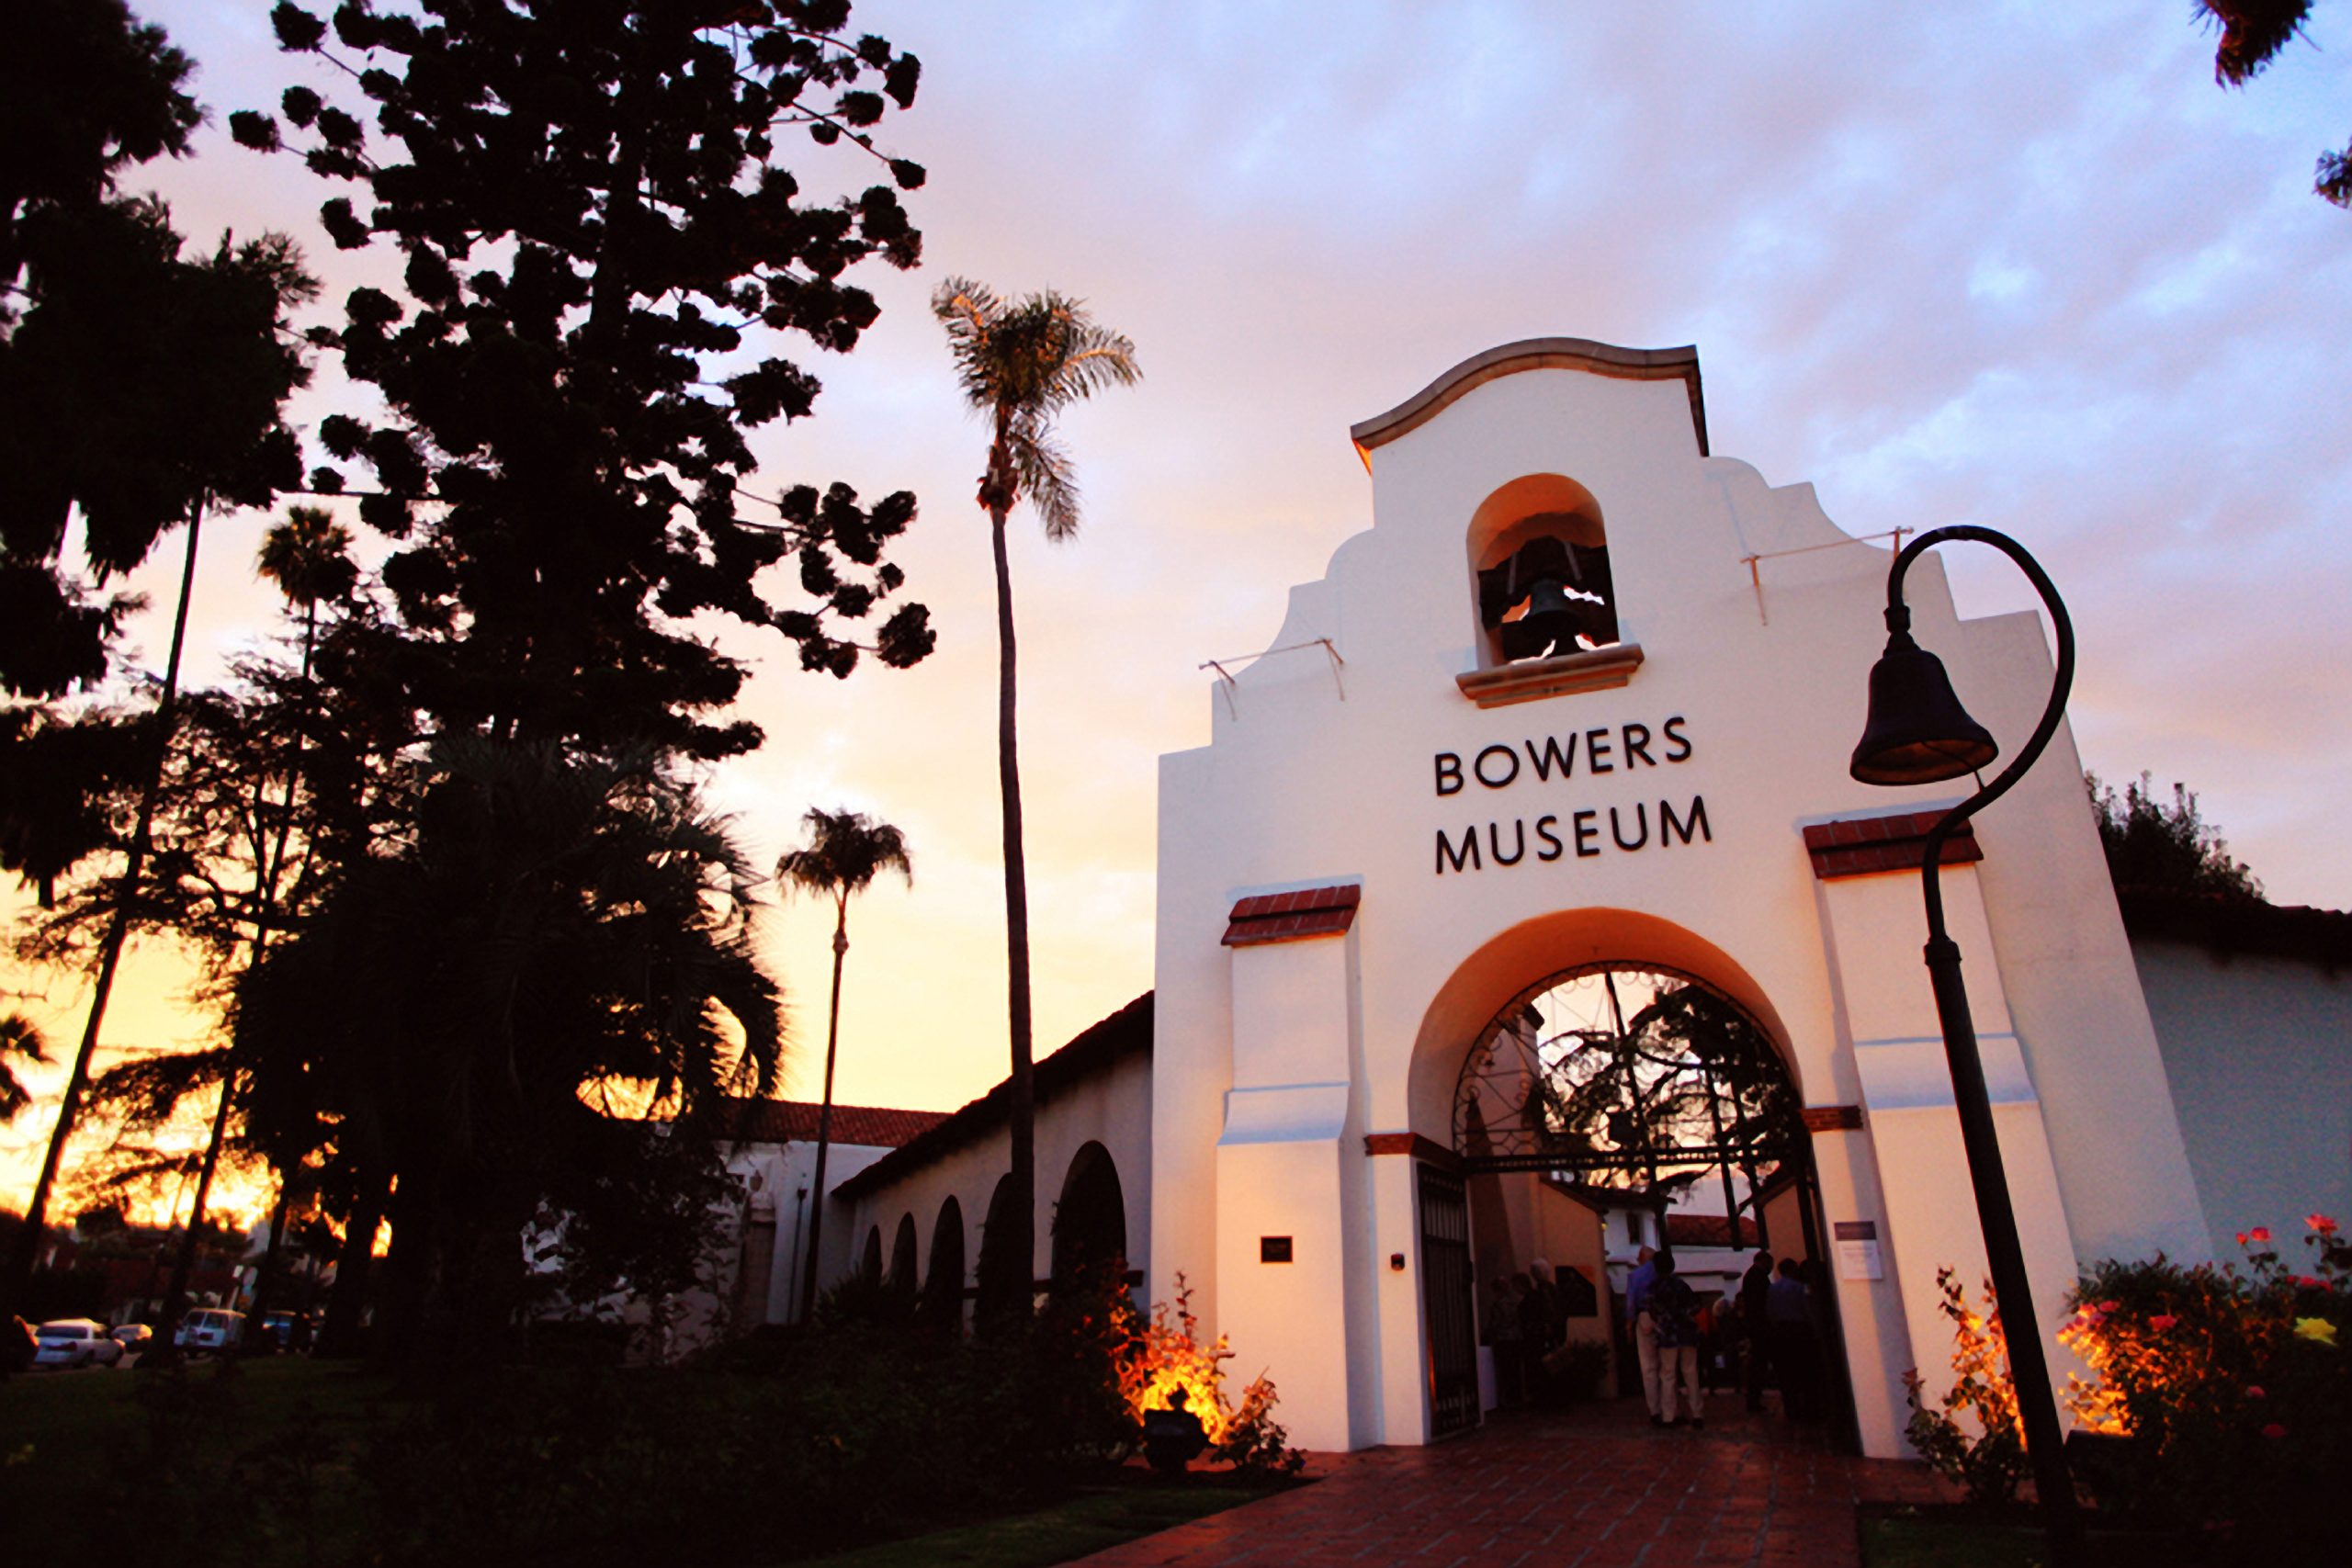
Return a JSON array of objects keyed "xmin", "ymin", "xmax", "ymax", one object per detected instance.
[
  {"xmin": 775, "ymin": 807, "xmax": 911, "ymax": 1321},
  {"xmin": 933, "ymin": 278, "xmax": 1138, "ymax": 1309},
  {"xmin": 257, "ymin": 505, "xmax": 357, "ymax": 680},
  {"xmin": 184, "ymin": 506, "xmax": 356, "ymax": 1337}
]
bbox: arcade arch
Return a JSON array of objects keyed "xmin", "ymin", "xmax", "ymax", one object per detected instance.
[
  {"xmin": 1051, "ymin": 1141, "xmax": 1128, "ymax": 1281},
  {"xmin": 888, "ymin": 1213, "xmax": 920, "ymax": 1311},
  {"xmin": 922, "ymin": 1195, "xmax": 967, "ymax": 1333},
  {"xmin": 975, "ymin": 1174, "xmax": 1026, "ymax": 1327}
]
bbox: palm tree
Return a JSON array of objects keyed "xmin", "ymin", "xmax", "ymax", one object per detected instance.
[
  {"xmin": 0, "ymin": 1013, "xmax": 47, "ymax": 1125},
  {"xmin": 257, "ymin": 505, "xmax": 357, "ymax": 680},
  {"xmin": 775, "ymin": 807, "xmax": 912, "ymax": 1322},
  {"xmin": 190, "ymin": 506, "xmax": 356, "ymax": 1337},
  {"xmin": 933, "ymin": 279, "xmax": 1138, "ymax": 1306}
]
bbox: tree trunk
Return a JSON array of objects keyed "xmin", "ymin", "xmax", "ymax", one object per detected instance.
[
  {"xmin": 317, "ymin": 1161, "xmax": 389, "ymax": 1359},
  {"xmin": 156, "ymin": 1067, "xmax": 238, "ymax": 1355},
  {"xmin": 5, "ymin": 501, "xmax": 204, "ymax": 1307},
  {"xmin": 989, "ymin": 496, "xmax": 1037, "ymax": 1318},
  {"xmin": 797, "ymin": 901, "xmax": 851, "ymax": 1323},
  {"xmin": 244, "ymin": 1175, "xmax": 297, "ymax": 1347}
]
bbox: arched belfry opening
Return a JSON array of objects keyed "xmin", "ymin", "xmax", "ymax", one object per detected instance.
[{"xmin": 1468, "ymin": 474, "xmax": 1618, "ymax": 667}]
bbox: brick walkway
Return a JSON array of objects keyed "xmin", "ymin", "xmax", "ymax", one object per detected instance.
[{"xmin": 1073, "ymin": 1401, "xmax": 1953, "ymax": 1568}]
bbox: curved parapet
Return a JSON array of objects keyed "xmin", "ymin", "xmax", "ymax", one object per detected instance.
[{"xmin": 1351, "ymin": 337, "xmax": 1708, "ymax": 460}]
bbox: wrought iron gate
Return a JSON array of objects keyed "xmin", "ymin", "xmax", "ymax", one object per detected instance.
[{"xmin": 1417, "ymin": 1161, "xmax": 1479, "ymax": 1438}]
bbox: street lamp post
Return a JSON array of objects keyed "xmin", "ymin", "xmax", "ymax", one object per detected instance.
[{"xmin": 1849, "ymin": 525, "xmax": 2085, "ymax": 1568}]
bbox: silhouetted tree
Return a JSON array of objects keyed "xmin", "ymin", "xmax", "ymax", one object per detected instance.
[
  {"xmin": 934, "ymin": 278, "xmax": 1138, "ymax": 1297},
  {"xmin": 774, "ymin": 805, "xmax": 910, "ymax": 1320},
  {"xmin": 2087, "ymin": 771, "xmax": 2266, "ymax": 902},
  {"xmin": 2194, "ymin": 3, "xmax": 2349, "ymax": 207},
  {"xmin": 234, "ymin": 1, "xmax": 936, "ymax": 763}
]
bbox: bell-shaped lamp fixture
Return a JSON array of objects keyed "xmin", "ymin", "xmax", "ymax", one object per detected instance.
[{"xmin": 1850, "ymin": 631, "xmax": 1999, "ymax": 785}]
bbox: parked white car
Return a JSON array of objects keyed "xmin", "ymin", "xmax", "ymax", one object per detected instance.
[
  {"xmin": 174, "ymin": 1308, "xmax": 245, "ymax": 1355},
  {"xmin": 33, "ymin": 1318, "xmax": 126, "ymax": 1370}
]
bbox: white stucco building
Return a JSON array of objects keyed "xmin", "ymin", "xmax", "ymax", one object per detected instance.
[{"xmin": 793, "ymin": 339, "xmax": 2347, "ymax": 1461}]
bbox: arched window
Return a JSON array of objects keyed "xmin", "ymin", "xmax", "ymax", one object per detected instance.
[
  {"xmin": 1050, "ymin": 1141, "xmax": 1128, "ymax": 1282},
  {"xmin": 858, "ymin": 1225, "xmax": 883, "ymax": 1289},
  {"xmin": 1468, "ymin": 474, "xmax": 1618, "ymax": 667}
]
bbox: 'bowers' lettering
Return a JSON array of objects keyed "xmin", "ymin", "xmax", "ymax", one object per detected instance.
[{"xmin": 1432, "ymin": 715, "xmax": 1690, "ymax": 796}]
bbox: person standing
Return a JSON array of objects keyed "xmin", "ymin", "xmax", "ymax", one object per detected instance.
[
  {"xmin": 1625, "ymin": 1244, "xmax": 1660, "ymax": 1419},
  {"xmin": 1488, "ymin": 1273, "xmax": 1528, "ymax": 1409},
  {"xmin": 1646, "ymin": 1251, "xmax": 1705, "ymax": 1427},
  {"xmin": 1738, "ymin": 1251, "xmax": 1774, "ymax": 1413},
  {"xmin": 1768, "ymin": 1257, "xmax": 1820, "ymax": 1420},
  {"xmin": 1525, "ymin": 1258, "xmax": 1565, "ymax": 1404}
]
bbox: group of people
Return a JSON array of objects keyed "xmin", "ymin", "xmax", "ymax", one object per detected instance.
[
  {"xmin": 1626, "ymin": 1246, "xmax": 1830, "ymax": 1427},
  {"xmin": 1483, "ymin": 1258, "xmax": 1578, "ymax": 1407}
]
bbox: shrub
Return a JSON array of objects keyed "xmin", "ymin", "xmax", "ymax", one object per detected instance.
[
  {"xmin": 2056, "ymin": 1215, "xmax": 2348, "ymax": 1555},
  {"xmin": 1116, "ymin": 1273, "xmax": 1304, "ymax": 1475},
  {"xmin": 1903, "ymin": 1269, "xmax": 2029, "ymax": 1505}
]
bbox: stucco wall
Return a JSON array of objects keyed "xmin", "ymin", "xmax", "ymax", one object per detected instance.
[
  {"xmin": 834, "ymin": 1045, "xmax": 1154, "ymax": 1313},
  {"xmin": 1151, "ymin": 344, "xmax": 2210, "ymax": 1458},
  {"xmin": 2133, "ymin": 937, "xmax": 2352, "ymax": 1264}
]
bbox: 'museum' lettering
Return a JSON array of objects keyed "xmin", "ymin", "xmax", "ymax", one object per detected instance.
[{"xmin": 1436, "ymin": 795, "xmax": 1713, "ymax": 874}]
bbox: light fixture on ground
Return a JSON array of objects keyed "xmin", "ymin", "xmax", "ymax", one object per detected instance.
[{"xmin": 1849, "ymin": 524, "xmax": 2085, "ymax": 1567}]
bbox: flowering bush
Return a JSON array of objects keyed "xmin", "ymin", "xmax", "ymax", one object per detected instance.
[
  {"xmin": 1117, "ymin": 1274, "xmax": 1305, "ymax": 1476},
  {"xmin": 1903, "ymin": 1269, "xmax": 2030, "ymax": 1504},
  {"xmin": 2056, "ymin": 1214, "xmax": 2349, "ymax": 1552}
]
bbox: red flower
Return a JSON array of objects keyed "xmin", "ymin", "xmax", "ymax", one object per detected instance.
[
  {"xmin": 2261, "ymin": 1423, "xmax": 2288, "ymax": 1439},
  {"xmin": 2310, "ymin": 1214, "xmax": 2340, "ymax": 1235},
  {"xmin": 2294, "ymin": 1275, "xmax": 2324, "ymax": 1289},
  {"xmin": 2248, "ymin": 1226, "xmax": 2272, "ymax": 1244},
  {"xmin": 2246, "ymin": 1385, "xmax": 2266, "ymax": 1399},
  {"xmin": 2149, "ymin": 1314, "xmax": 2179, "ymax": 1332}
]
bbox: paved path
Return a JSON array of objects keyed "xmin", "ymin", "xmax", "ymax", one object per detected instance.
[{"xmin": 1074, "ymin": 1402, "xmax": 1952, "ymax": 1568}]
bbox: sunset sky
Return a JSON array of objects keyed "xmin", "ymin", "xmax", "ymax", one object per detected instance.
[{"xmin": 6, "ymin": 1, "xmax": 2349, "ymax": 1221}]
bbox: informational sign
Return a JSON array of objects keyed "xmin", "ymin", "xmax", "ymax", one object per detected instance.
[{"xmin": 1834, "ymin": 1220, "xmax": 1883, "ymax": 1280}]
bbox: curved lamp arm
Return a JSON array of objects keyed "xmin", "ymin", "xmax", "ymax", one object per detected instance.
[{"xmin": 1883, "ymin": 525, "xmax": 2076, "ymax": 941}]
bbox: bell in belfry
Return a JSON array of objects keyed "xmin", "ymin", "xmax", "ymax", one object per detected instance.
[{"xmin": 1500, "ymin": 573, "xmax": 1599, "ymax": 660}]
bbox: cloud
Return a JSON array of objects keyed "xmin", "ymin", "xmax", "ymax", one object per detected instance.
[{"xmin": 51, "ymin": 0, "xmax": 2352, "ymax": 1143}]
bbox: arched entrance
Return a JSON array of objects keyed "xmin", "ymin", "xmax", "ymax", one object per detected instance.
[{"xmin": 1424, "ymin": 950, "xmax": 1847, "ymax": 1440}]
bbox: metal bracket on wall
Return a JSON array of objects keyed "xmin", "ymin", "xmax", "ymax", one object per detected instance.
[
  {"xmin": 1738, "ymin": 526, "xmax": 1908, "ymax": 626},
  {"xmin": 1198, "ymin": 637, "xmax": 1346, "ymax": 720}
]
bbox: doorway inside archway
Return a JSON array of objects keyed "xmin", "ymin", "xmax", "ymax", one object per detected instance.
[{"xmin": 1438, "ymin": 963, "xmax": 1849, "ymax": 1441}]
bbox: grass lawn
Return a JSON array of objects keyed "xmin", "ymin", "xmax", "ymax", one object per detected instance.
[
  {"xmin": 3, "ymin": 1358, "xmax": 1294, "ymax": 1568},
  {"xmin": 3, "ymin": 1356, "xmax": 412, "ymax": 1566},
  {"xmin": 1859, "ymin": 1508, "xmax": 2188, "ymax": 1568}
]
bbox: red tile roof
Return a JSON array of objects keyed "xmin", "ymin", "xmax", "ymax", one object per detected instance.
[
  {"xmin": 835, "ymin": 992, "xmax": 1154, "ymax": 1201},
  {"xmin": 1223, "ymin": 883, "xmax": 1361, "ymax": 946},
  {"xmin": 1801, "ymin": 810, "xmax": 1981, "ymax": 881},
  {"xmin": 1665, "ymin": 1213, "xmax": 1762, "ymax": 1249},
  {"xmin": 712, "ymin": 1100, "xmax": 947, "ymax": 1149}
]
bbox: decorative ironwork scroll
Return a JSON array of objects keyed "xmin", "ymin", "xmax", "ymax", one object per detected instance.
[{"xmin": 1453, "ymin": 964, "xmax": 1804, "ymax": 1199}]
